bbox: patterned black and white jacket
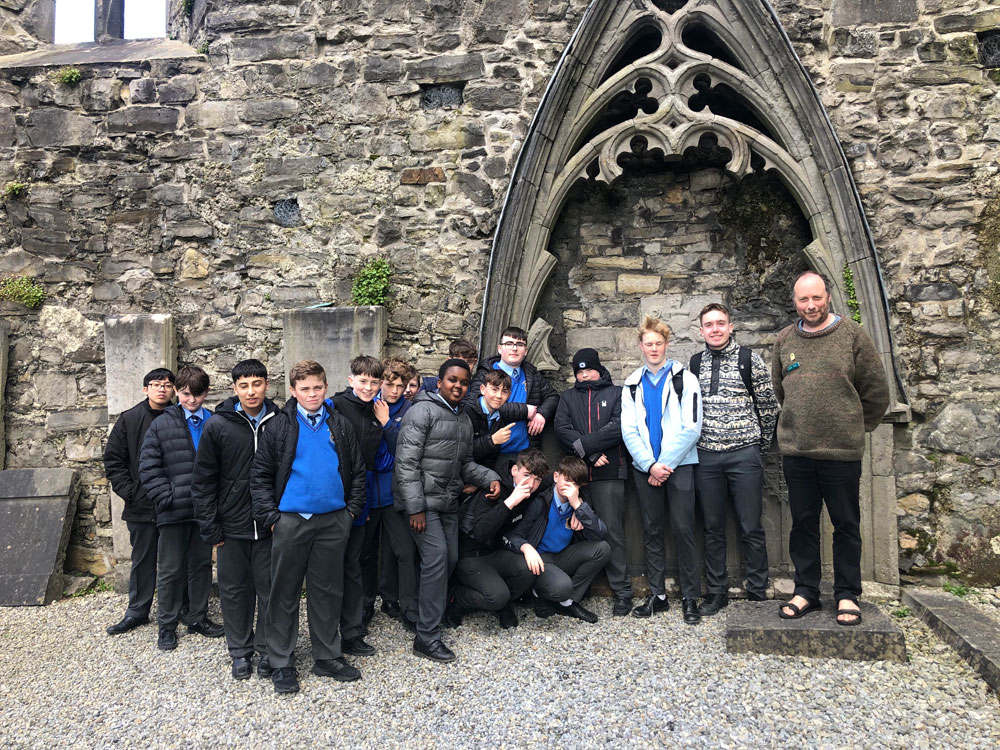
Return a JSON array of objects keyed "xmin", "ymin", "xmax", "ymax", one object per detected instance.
[{"xmin": 691, "ymin": 338, "xmax": 779, "ymax": 453}]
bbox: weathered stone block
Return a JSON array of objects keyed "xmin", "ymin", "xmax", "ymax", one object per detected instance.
[
  {"xmin": 228, "ymin": 33, "xmax": 316, "ymax": 63},
  {"xmin": 106, "ymin": 106, "xmax": 181, "ymax": 134},
  {"xmin": 617, "ymin": 274, "xmax": 661, "ymax": 295},
  {"xmin": 725, "ymin": 601, "xmax": 906, "ymax": 662},
  {"xmin": 924, "ymin": 402, "xmax": 1000, "ymax": 460},
  {"xmin": 464, "ymin": 83, "xmax": 522, "ymax": 110},
  {"xmin": 903, "ymin": 588, "xmax": 1000, "ymax": 691},
  {"xmin": 128, "ymin": 78, "xmax": 156, "ymax": 104},
  {"xmin": 103, "ymin": 314, "xmax": 176, "ymax": 418},
  {"xmin": 25, "ymin": 108, "xmax": 95, "ymax": 147},
  {"xmin": 934, "ymin": 11, "xmax": 1000, "ymax": 35},
  {"xmin": 0, "ymin": 107, "xmax": 16, "ymax": 147},
  {"xmin": 0, "ymin": 468, "xmax": 79, "ymax": 605},
  {"xmin": 406, "ymin": 53, "xmax": 485, "ymax": 82},
  {"xmin": 45, "ymin": 408, "xmax": 107, "ymax": 432},
  {"xmin": 241, "ymin": 99, "xmax": 300, "ymax": 122},
  {"xmin": 157, "ymin": 75, "xmax": 198, "ymax": 103},
  {"xmin": 455, "ymin": 172, "xmax": 494, "ymax": 205},
  {"xmin": 831, "ymin": 0, "xmax": 917, "ymax": 26},
  {"xmin": 283, "ymin": 307, "xmax": 386, "ymax": 394},
  {"xmin": 400, "ymin": 167, "xmax": 446, "ymax": 185},
  {"xmin": 185, "ymin": 101, "xmax": 239, "ymax": 129},
  {"xmin": 364, "ymin": 56, "xmax": 404, "ymax": 82},
  {"xmin": 0, "ymin": 321, "xmax": 6, "ymax": 470},
  {"xmin": 33, "ymin": 373, "xmax": 76, "ymax": 407}
]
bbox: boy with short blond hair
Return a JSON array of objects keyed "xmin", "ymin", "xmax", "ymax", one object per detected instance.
[{"xmin": 250, "ymin": 360, "xmax": 366, "ymax": 693}]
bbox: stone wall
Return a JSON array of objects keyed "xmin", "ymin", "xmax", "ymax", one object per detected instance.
[{"xmin": 0, "ymin": 0, "xmax": 998, "ymax": 583}]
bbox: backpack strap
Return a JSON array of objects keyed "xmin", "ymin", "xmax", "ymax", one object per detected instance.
[
  {"xmin": 630, "ymin": 368, "xmax": 699, "ymax": 424},
  {"xmin": 737, "ymin": 345, "xmax": 761, "ymax": 429},
  {"xmin": 689, "ymin": 351, "xmax": 702, "ymax": 378}
]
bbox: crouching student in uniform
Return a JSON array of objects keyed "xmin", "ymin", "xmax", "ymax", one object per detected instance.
[
  {"xmin": 250, "ymin": 360, "xmax": 366, "ymax": 694},
  {"xmin": 375, "ymin": 357, "xmax": 417, "ymax": 627},
  {"xmin": 553, "ymin": 348, "xmax": 633, "ymax": 616},
  {"xmin": 507, "ymin": 456, "xmax": 610, "ymax": 624},
  {"xmin": 447, "ymin": 448, "xmax": 549, "ymax": 630},
  {"xmin": 192, "ymin": 359, "xmax": 278, "ymax": 680},
  {"xmin": 394, "ymin": 358, "xmax": 501, "ymax": 663},
  {"xmin": 139, "ymin": 366, "xmax": 224, "ymax": 651},
  {"xmin": 332, "ymin": 355, "xmax": 386, "ymax": 658}
]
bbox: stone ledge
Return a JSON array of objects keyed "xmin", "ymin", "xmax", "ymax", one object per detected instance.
[
  {"xmin": 725, "ymin": 600, "xmax": 907, "ymax": 662},
  {"xmin": 902, "ymin": 587, "xmax": 1000, "ymax": 691},
  {"xmin": 0, "ymin": 39, "xmax": 201, "ymax": 70}
]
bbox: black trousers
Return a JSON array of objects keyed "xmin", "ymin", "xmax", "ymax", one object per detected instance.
[
  {"xmin": 454, "ymin": 549, "xmax": 535, "ymax": 611},
  {"xmin": 586, "ymin": 480, "xmax": 632, "ymax": 598},
  {"xmin": 535, "ymin": 540, "xmax": 611, "ymax": 603},
  {"xmin": 410, "ymin": 510, "xmax": 457, "ymax": 645},
  {"xmin": 266, "ymin": 509, "xmax": 351, "ymax": 668},
  {"xmin": 633, "ymin": 465, "xmax": 700, "ymax": 599},
  {"xmin": 360, "ymin": 506, "xmax": 386, "ymax": 614},
  {"xmin": 125, "ymin": 520, "xmax": 158, "ymax": 619},
  {"xmin": 341, "ymin": 523, "xmax": 366, "ymax": 641},
  {"xmin": 783, "ymin": 455, "xmax": 863, "ymax": 602},
  {"xmin": 381, "ymin": 506, "xmax": 419, "ymax": 620},
  {"xmin": 156, "ymin": 522, "xmax": 212, "ymax": 629},
  {"xmin": 217, "ymin": 537, "xmax": 271, "ymax": 659},
  {"xmin": 696, "ymin": 445, "xmax": 769, "ymax": 597}
]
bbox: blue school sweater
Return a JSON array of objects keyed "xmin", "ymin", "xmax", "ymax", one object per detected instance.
[
  {"xmin": 537, "ymin": 491, "xmax": 574, "ymax": 554},
  {"xmin": 278, "ymin": 410, "xmax": 346, "ymax": 515}
]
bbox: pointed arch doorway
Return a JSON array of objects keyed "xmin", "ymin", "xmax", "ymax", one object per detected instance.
[{"xmin": 481, "ymin": 0, "xmax": 909, "ymax": 591}]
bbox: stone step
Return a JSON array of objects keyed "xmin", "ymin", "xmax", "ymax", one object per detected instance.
[
  {"xmin": 902, "ymin": 587, "xmax": 1000, "ymax": 691},
  {"xmin": 725, "ymin": 600, "xmax": 907, "ymax": 662}
]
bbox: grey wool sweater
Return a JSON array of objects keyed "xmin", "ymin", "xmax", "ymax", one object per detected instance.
[{"xmin": 771, "ymin": 317, "xmax": 890, "ymax": 461}]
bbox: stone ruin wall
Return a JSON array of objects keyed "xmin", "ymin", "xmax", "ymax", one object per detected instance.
[{"xmin": 0, "ymin": 0, "xmax": 997, "ymax": 583}]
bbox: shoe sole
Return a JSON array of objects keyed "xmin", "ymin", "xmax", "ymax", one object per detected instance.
[
  {"xmin": 411, "ymin": 646, "xmax": 456, "ymax": 663},
  {"xmin": 232, "ymin": 671, "xmax": 252, "ymax": 680},
  {"xmin": 342, "ymin": 648, "xmax": 376, "ymax": 657},
  {"xmin": 273, "ymin": 684, "xmax": 299, "ymax": 694},
  {"xmin": 157, "ymin": 642, "xmax": 177, "ymax": 651}
]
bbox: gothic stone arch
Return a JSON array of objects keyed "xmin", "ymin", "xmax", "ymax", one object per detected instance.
[{"xmin": 481, "ymin": 0, "xmax": 909, "ymax": 589}]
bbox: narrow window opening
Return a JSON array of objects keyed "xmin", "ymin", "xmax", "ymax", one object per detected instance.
[
  {"xmin": 124, "ymin": 0, "xmax": 167, "ymax": 40},
  {"xmin": 599, "ymin": 25, "xmax": 663, "ymax": 84},
  {"xmin": 681, "ymin": 23, "xmax": 745, "ymax": 72},
  {"xmin": 54, "ymin": 0, "xmax": 96, "ymax": 44}
]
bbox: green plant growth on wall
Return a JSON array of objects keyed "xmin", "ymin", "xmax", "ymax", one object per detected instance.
[
  {"xmin": 351, "ymin": 258, "xmax": 392, "ymax": 306},
  {"xmin": 0, "ymin": 275, "xmax": 45, "ymax": 308},
  {"xmin": 976, "ymin": 194, "xmax": 1000, "ymax": 309},
  {"xmin": 183, "ymin": 0, "xmax": 195, "ymax": 16},
  {"xmin": 843, "ymin": 263, "xmax": 862, "ymax": 324},
  {"xmin": 2, "ymin": 181, "xmax": 28, "ymax": 200},
  {"xmin": 53, "ymin": 67, "xmax": 82, "ymax": 86}
]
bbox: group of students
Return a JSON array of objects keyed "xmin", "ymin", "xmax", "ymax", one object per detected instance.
[{"xmin": 102, "ymin": 278, "xmax": 887, "ymax": 694}]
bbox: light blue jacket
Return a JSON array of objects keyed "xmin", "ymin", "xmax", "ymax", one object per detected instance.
[{"xmin": 620, "ymin": 361, "xmax": 702, "ymax": 472}]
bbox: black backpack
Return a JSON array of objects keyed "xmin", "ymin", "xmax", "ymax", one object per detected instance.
[
  {"xmin": 628, "ymin": 367, "xmax": 699, "ymax": 422},
  {"xmin": 689, "ymin": 346, "xmax": 762, "ymax": 428}
]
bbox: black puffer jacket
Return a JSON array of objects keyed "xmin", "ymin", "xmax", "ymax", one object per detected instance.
[
  {"xmin": 139, "ymin": 403, "xmax": 214, "ymax": 527},
  {"xmin": 191, "ymin": 396, "xmax": 280, "ymax": 544},
  {"xmin": 470, "ymin": 356, "xmax": 560, "ymax": 434},
  {"xmin": 553, "ymin": 366, "xmax": 627, "ymax": 482},
  {"xmin": 331, "ymin": 389, "xmax": 382, "ymax": 470},
  {"xmin": 250, "ymin": 398, "xmax": 366, "ymax": 530},
  {"xmin": 103, "ymin": 399, "xmax": 167, "ymax": 523},
  {"xmin": 393, "ymin": 391, "xmax": 500, "ymax": 515}
]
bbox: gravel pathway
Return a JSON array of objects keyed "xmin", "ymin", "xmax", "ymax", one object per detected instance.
[{"xmin": 1, "ymin": 592, "xmax": 998, "ymax": 749}]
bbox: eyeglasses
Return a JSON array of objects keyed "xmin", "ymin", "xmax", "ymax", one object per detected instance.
[
  {"xmin": 147, "ymin": 382, "xmax": 173, "ymax": 391},
  {"xmin": 500, "ymin": 341, "xmax": 527, "ymax": 349}
]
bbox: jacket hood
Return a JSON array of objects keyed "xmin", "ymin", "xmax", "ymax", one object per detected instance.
[
  {"xmin": 214, "ymin": 394, "xmax": 280, "ymax": 418},
  {"xmin": 573, "ymin": 365, "xmax": 614, "ymax": 391},
  {"xmin": 623, "ymin": 360, "xmax": 683, "ymax": 387}
]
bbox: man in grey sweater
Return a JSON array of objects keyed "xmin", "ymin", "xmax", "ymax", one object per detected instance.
[{"xmin": 772, "ymin": 272, "xmax": 889, "ymax": 626}]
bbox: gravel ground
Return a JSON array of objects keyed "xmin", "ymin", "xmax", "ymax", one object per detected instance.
[
  {"xmin": 1, "ymin": 592, "xmax": 998, "ymax": 749},
  {"xmin": 963, "ymin": 586, "xmax": 1000, "ymax": 626}
]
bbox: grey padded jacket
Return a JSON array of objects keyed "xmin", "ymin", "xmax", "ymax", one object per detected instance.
[{"xmin": 393, "ymin": 391, "xmax": 500, "ymax": 515}]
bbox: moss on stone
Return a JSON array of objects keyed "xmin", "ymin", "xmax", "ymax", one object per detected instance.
[{"xmin": 975, "ymin": 194, "xmax": 1000, "ymax": 309}]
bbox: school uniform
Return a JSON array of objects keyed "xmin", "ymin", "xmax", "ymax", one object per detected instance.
[
  {"xmin": 192, "ymin": 395, "xmax": 279, "ymax": 660},
  {"xmin": 139, "ymin": 403, "xmax": 216, "ymax": 633},
  {"xmin": 249, "ymin": 399, "xmax": 365, "ymax": 669}
]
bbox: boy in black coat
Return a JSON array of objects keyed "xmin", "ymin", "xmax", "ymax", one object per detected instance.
[
  {"xmin": 553, "ymin": 347, "xmax": 632, "ymax": 615},
  {"xmin": 449, "ymin": 448, "xmax": 549, "ymax": 630},
  {"xmin": 250, "ymin": 360, "xmax": 366, "ymax": 694},
  {"xmin": 139, "ymin": 366, "xmax": 223, "ymax": 651},
  {"xmin": 103, "ymin": 367, "xmax": 174, "ymax": 635},
  {"xmin": 331, "ymin": 355, "xmax": 386, "ymax": 658},
  {"xmin": 192, "ymin": 359, "xmax": 279, "ymax": 680},
  {"xmin": 470, "ymin": 325, "xmax": 559, "ymax": 474},
  {"xmin": 507, "ymin": 456, "xmax": 610, "ymax": 623},
  {"xmin": 464, "ymin": 369, "xmax": 514, "ymax": 464}
]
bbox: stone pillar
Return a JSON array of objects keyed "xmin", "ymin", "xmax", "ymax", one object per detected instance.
[
  {"xmin": 282, "ymin": 307, "xmax": 386, "ymax": 394},
  {"xmin": 0, "ymin": 320, "xmax": 8, "ymax": 471},
  {"xmin": 103, "ymin": 314, "xmax": 176, "ymax": 589}
]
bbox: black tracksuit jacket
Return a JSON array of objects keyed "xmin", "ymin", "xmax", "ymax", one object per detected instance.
[
  {"xmin": 103, "ymin": 399, "xmax": 167, "ymax": 523},
  {"xmin": 553, "ymin": 366, "xmax": 627, "ymax": 482}
]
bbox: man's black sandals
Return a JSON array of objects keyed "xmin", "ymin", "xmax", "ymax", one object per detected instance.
[{"xmin": 778, "ymin": 598, "xmax": 822, "ymax": 619}]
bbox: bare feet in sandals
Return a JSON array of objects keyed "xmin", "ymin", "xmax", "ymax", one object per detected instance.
[
  {"xmin": 779, "ymin": 595, "xmax": 821, "ymax": 619},
  {"xmin": 837, "ymin": 598, "xmax": 862, "ymax": 626}
]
